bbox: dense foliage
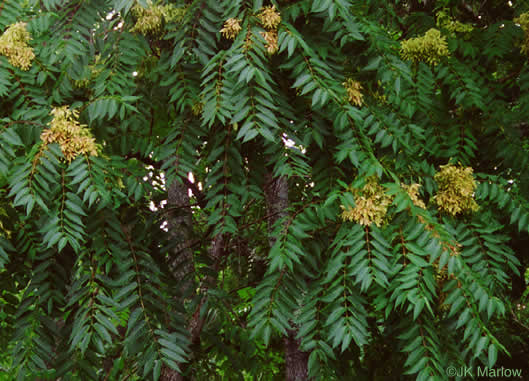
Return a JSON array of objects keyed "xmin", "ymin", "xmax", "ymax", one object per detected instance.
[{"xmin": 1, "ymin": 0, "xmax": 529, "ymax": 380}]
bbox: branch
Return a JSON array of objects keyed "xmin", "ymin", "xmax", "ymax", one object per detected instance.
[
  {"xmin": 510, "ymin": 307, "xmax": 529, "ymax": 333},
  {"xmin": 497, "ymin": 68, "xmax": 522, "ymax": 84}
]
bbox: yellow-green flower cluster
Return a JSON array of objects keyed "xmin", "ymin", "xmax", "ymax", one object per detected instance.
[
  {"xmin": 40, "ymin": 106, "xmax": 99, "ymax": 162},
  {"xmin": 131, "ymin": 2, "xmax": 164, "ymax": 35},
  {"xmin": 436, "ymin": 9, "xmax": 473, "ymax": 34},
  {"xmin": 343, "ymin": 78, "xmax": 364, "ymax": 107},
  {"xmin": 515, "ymin": 12, "xmax": 529, "ymax": 55},
  {"xmin": 400, "ymin": 28, "xmax": 449, "ymax": 65},
  {"xmin": 131, "ymin": 1, "xmax": 186, "ymax": 36},
  {"xmin": 258, "ymin": 5, "xmax": 281, "ymax": 29},
  {"xmin": 259, "ymin": 30, "xmax": 278, "ymax": 54},
  {"xmin": 341, "ymin": 177, "xmax": 393, "ymax": 227},
  {"xmin": 0, "ymin": 22, "xmax": 35, "ymax": 71},
  {"xmin": 402, "ymin": 183, "xmax": 426, "ymax": 209},
  {"xmin": 162, "ymin": 3, "xmax": 187, "ymax": 23},
  {"xmin": 433, "ymin": 164, "xmax": 479, "ymax": 216},
  {"xmin": 257, "ymin": 5, "xmax": 280, "ymax": 54},
  {"xmin": 220, "ymin": 18, "xmax": 242, "ymax": 40}
]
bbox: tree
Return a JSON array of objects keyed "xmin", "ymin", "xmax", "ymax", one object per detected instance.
[{"xmin": 1, "ymin": 0, "xmax": 529, "ymax": 380}]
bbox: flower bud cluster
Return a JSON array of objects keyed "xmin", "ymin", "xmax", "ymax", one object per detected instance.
[
  {"xmin": 162, "ymin": 3, "xmax": 187, "ymax": 24},
  {"xmin": 258, "ymin": 5, "xmax": 281, "ymax": 29},
  {"xmin": 40, "ymin": 106, "xmax": 99, "ymax": 162},
  {"xmin": 220, "ymin": 18, "xmax": 242, "ymax": 40},
  {"xmin": 341, "ymin": 177, "xmax": 393, "ymax": 227},
  {"xmin": 258, "ymin": 6, "xmax": 280, "ymax": 54},
  {"xmin": 131, "ymin": 1, "xmax": 186, "ymax": 36},
  {"xmin": 433, "ymin": 164, "xmax": 478, "ymax": 216},
  {"xmin": 0, "ymin": 22, "xmax": 35, "ymax": 71},
  {"xmin": 400, "ymin": 28, "xmax": 449, "ymax": 66},
  {"xmin": 401, "ymin": 183, "xmax": 426, "ymax": 209},
  {"xmin": 131, "ymin": 2, "xmax": 163, "ymax": 35},
  {"xmin": 343, "ymin": 78, "xmax": 364, "ymax": 107},
  {"xmin": 436, "ymin": 9, "xmax": 473, "ymax": 34},
  {"xmin": 260, "ymin": 30, "xmax": 278, "ymax": 54}
]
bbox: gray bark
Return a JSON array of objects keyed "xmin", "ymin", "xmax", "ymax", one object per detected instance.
[
  {"xmin": 263, "ymin": 172, "xmax": 289, "ymax": 248},
  {"xmin": 263, "ymin": 173, "xmax": 310, "ymax": 381},
  {"xmin": 166, "ymin": 179, "xmax": 195, "ymax": 296},
  {"xmin": 162, "ymin": 179, "xmax": 195, "ymax": 381},
  {"xmin": 163, "ymin": 179, "xmax": 226, "ymax": 381},
  {"xmin": 285, "ymin": 330, "xmax": 310, "ymax": 381}
]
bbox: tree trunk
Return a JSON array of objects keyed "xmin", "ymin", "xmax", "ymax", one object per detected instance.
[
  {"xmin": 163, "ymin": 179, "xmax": 226, "ymax": 380},
  {"xmin": 162, "ymin": 179, "xmax": 195, "ymax": 381},
  {"xmin": 166, "ymin": 179, "xmax": 195, "ymax": 296},
  {"xmin": 263, "ymin": 173, "xmax": 310, "ymax": 381},
  {"xmin": 284, "ymin": 330, "xmax": 311, "ymax": 381},
  {"xmin": 264, "ymin": 172, "xmax": 288, "ymax": 247}
]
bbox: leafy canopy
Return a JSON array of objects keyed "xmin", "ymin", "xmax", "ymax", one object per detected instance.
[{"xmin": 1, "ymin": 0, "xmax": 529, "ymax": 380}]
